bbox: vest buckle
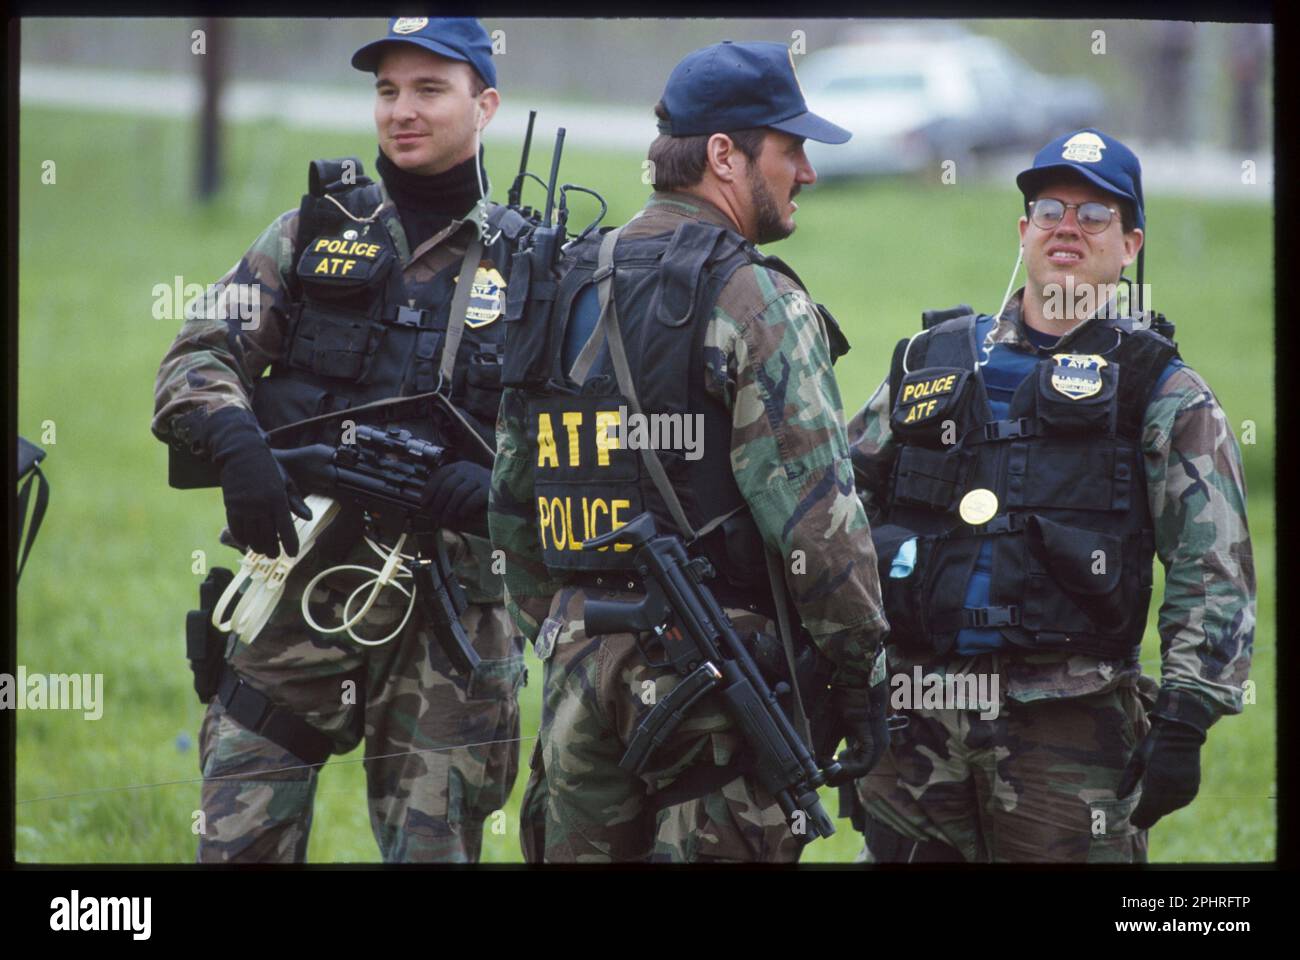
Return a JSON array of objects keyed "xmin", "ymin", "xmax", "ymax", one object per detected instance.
[
  {"xmin": 967, "ymin": 605, "xmax": 1021, "ymax": 628},
  {"xmin": 983, "ymin": 418, "xmax": 1031, "ymax": 442}
]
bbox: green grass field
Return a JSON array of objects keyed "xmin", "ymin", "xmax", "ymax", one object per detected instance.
[{"xmin": 15, "ymin": 106, "xmax": 1274, "ymax": 863}]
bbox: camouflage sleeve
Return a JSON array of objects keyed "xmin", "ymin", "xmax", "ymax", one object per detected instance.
[
  {"xmin": 489, "ymin": 385, "xmax": 561, "ymax": 642},
  {"xmin": 845, "ymin": 376, "xmax": 895, "ymax": 523},
  {"xmin": 1143, "ymin": 364, "xmax": 1256, "ymax": 720},
  {"xmin": 151, "ymin": 209, "xmax": 299, "ymax": 452},
  {"xmin": 716, "ymin": 266, "xmax": 888, "ymax": 683}
]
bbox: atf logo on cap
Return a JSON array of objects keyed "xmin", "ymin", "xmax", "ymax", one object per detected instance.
[
  {"xmin": 1050, "ymin": 353, "xmax": 1108, "ymax": 400},
  {"xmin": 1060, "ymin": 132, "xmax": 1106, "ymax": 164},
  {"xmin": 392, "ymin": 17, "xmax": 429, "ymax": 34}
]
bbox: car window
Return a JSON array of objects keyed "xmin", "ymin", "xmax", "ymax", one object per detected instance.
[{"xmin": 816, "ymin": 72, "xmax": 928, "ymax": 95}]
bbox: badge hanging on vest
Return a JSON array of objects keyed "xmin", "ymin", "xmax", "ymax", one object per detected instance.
[
  {"xmin": 1049, "ymin": 354, "xmax": 1108, "ymax": 400},
  {"xmin": 461, "ymin": 264, "xmax": 507, "ymax": 328}
]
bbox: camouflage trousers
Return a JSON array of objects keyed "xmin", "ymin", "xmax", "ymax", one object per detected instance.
[
  {"xmin": 196, "ymin": 532, "xmax": 525, "ymax": 863},
  {"xmin": 519, "ymin": 586, "xmax": 805, "ymax": 864},
  {"xmin": 855, "ymin": 678, "xmax": 1152, "ymax": 863}
]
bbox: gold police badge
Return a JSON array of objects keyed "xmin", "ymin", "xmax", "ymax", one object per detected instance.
[
  {"xmin": 1050, "ymin": 353, "xmax": 1108, "ymax": 400},
  {"xmin": 461, "ymin": 265, "xmax": 506, "ymax": 328}
]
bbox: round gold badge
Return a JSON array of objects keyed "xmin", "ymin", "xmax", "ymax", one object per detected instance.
[{"xmin": 959, "ymin": 488, "xmax": 999, "ymax": 526}]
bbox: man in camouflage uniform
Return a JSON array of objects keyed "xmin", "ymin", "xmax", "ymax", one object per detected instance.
[
  {"xmin": 152, "ymin": 18, "xmax": 525, "ymax": 862},
  {"xmin": 490, "ymin": 42, "xmax": 890, "ymax": 863},
  {"xmin": 847, "ymin": 129, "xmax": 1255, "ymax": 862}
]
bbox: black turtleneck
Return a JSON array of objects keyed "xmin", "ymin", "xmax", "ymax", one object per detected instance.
[{"xmin": 375, "ymin": 149, "xmax": 487, "ymax": 252}]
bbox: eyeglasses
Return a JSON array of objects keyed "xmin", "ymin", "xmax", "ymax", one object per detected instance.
[{"xmin": 1028, "ymin": 198, "xmax": 1119, "ymax": 235}]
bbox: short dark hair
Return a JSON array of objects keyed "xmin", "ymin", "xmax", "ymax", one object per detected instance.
[
  {"xmin": 1024, "ymin": 174, "xmax": 1138, "ymax": 233},
  {"xmin": 647, "ymin": 100, "xmax": 767, "ymax": 192}
]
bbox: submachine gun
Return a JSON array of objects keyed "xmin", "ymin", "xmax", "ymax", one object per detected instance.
[
  {"xmin": 581, "ymin": 513, "xmax": 841, "ymax": 844},
  {"xmin": 270, "ymin": 425, "xmax": 481, "ymax": 675}
]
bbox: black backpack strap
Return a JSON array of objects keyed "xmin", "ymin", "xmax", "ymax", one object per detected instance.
[
  {"xmin": 1115, "ymin": 328, "xmax": 1180, "ymax": 439},
  {"xmin": 922, "ymin": 303, "xmax": 974, "ymax": 330}
]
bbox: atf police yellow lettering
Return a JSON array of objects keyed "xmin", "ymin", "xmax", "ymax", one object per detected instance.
[
  {"xmin": 313, "ymin": 257, "xmax": 358, "ymax": 276},
  {"xmin": 903, "ymin": 399, "xmax": 939, "ymax": 423},
  {"xmin": 537, "ymin": 410, "xmax": 626, "ymax": 470},
  {"xmin": 537, "ymin": 414, "xmax": 559, "ymax": 468},
  {"xmin": 311, "ymin": 238, "xmax": 382, "ymax": 259},
  {"xmin": 899, "ymin": 373, "xmax": 957, "ymax": 405},
  {"xmin": 537, "ymin": 495, "xmax": 632, "ymax": 552}
]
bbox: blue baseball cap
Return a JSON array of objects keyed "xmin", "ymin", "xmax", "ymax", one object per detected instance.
[
  {"xmin": 351, "ymin": 17, "xmax": 497, "ymax": 89},
  {"xmin": 1016, "ymin": 128, "xmax": 1144, "ymax": 229},
  {"xmin": 658, "ymin": 41, "xmax": 850, "ymax": 144}
]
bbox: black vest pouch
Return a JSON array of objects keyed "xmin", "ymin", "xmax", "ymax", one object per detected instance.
[
  {"xmin": 891, "ymin": 445, "xmax": 969, "ymax": 512},
  {"xmin": 1035, "ymin": 355, "xmax": 1119, "ymax": 435},
  {"xmin": 891, "ymin": 368, "xmax": 972, "ymax": 444},
  {"xmin": 291, "ymin": 236, "xmax": 398, "ymax": 384},
  {"xmin": 870, "ymin": 523, "xmax": 932, "ymax": 649},
  {"xmin": 1024, "ymin": 515, "xmax": 1126, "ymax": 632}
]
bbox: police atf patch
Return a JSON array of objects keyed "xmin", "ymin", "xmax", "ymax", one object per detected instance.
[
  {"xmin": 392, "ymin": 17, "xmax": 429, "ymax": 34},
  {"xmin": 462, "ymin": 265, "xmax": 506, "ymax": 327},
  {"xmin": 1049, "ymin": 353, "xmax": 1108, "ymax": 400}
]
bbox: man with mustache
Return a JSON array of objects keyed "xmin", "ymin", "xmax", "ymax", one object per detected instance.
[
  {"xmin": 153, "ymin": 17, "xmax": 526, "ymax": 862},
  {"xmin": 490, "ymin": 40, "xmax": 889, "ymax": 862},
  {"xmin": 846, "ymin": 129, "xmax": 1255, "ymax": 862}
]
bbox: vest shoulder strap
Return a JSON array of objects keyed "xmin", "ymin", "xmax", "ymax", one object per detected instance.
[
  {"xmin": 922, "ymin": 303, "xmax": 975, "ymax": 330},
  {"xmin": 1115, "ymin": 327, "xmax": 1181, "ymax": 438},
  {"xmin": 485, "ymin": 203, "xmax": 531, "ymax": 243}
]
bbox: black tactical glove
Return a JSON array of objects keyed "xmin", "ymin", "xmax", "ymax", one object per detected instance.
[
  {"xmin": 420, "ymin": 460, "xmax": 491, "ymax": 536},
  {"xmin": 201, "ymin": 407, "xmax": 311, "ymax": 558},
  {"xmin": 1118, "ymin": 717, "xmax": 1207, "ymax": 829},
  {"xmin": 829, "ymin": 671, "xmax": 890, "ymax": 781}
]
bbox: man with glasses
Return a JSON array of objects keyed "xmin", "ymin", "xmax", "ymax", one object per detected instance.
[{"xmin": 844, "ymin": 129, "xmax": 1255, "ymax": 862}]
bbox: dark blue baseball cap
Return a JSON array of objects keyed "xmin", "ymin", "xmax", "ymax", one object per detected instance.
[
  {"xmin": 658, "ymin": 41, "xmax": 850, "ymax": 144},
  {"xmin": 1016, "ymin": 128, "xmax": 1144, "ymax": 229},
  {"xmin": 352, "ymin": 17, "xmax": 497, "ymax": 89}
]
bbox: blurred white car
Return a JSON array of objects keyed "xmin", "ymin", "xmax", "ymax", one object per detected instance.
[{"xmin": 800, "ymin": 29, "xmax": 1104, "ymax": 178}]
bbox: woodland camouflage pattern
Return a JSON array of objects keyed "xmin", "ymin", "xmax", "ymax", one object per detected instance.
[
  {"xmin": 848, "ymin": 291, "xmax": 1255, "ymax": 861},
  {"xmin": 492, "ymin": 193, "xmax": 888, "ymax": 862},
  {"xmin": 197, "ymin": 531, "xmax": 523, "ymax": 862},
  {"xmin": 154, "ymin": 185, "xmax": 524, "ymax": 861}
]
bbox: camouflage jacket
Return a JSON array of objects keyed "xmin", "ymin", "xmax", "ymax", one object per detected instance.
[
  {"xmin": 152, "ymin": 178, "xmax": 505, "ymax": 600},
  {"xmin": 847, "ymin": 290, "xmax": 1255, "ymax": 718},
  {"xmin": 490, "ymin": 191, "xmax": 889, "ymax": 684}
]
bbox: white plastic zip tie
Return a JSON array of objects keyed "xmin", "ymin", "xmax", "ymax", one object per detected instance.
[
  {"xmin": 299, "ymin": 533, "xmax": 419, "ymax": 647},
  {"xmin": 211, "ymin": 494, "xmax": 341, "ymax": 644}
]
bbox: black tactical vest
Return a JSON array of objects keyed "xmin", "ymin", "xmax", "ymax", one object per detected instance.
[
  {"xmin": 251, "ymin": 158, "xmax": 527, "ymax": 450},
  {"xmin": 515, "ymin": 218, "xmax": 848, "ymax": 588},
  {"xmin": 860, "ymin": 310, "xmax": 1179, "ymax": 660}
]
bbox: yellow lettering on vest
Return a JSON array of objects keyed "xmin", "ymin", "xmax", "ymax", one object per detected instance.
[
  {"xmin": 339, "ymin": 259, "xmax": 357, "ymax": 275},
  {"xmin": 564, "ymin": 497, "xmax": 582, "ymax": 550},
  {"xmin": 313, "ymin": 259, "xmax": 330, "ymax": 275},
  {"xmin": 581, "ymin": 496, "xmax": 593, "ymax": 547},
  {"xmin": 365, "ymin": 244, "xmax": 381, "ymax": 259},
  {"xmin": 900, "ymin": 382, "xmax": 916, "ymax": 404},
  {"xmin": 536, "ymin": 496, "xmax": 552, "ymax": 549},
  {"xmin": 314, "ymin": 238, "xmax": 331, "ymax": 253},
  {"xmin": 590, "ymin": 498, "xmax": 609, "ymax": 549},
  {"xmin": 919, "ymin": 399, "xmax": 938, "ymax": 418},
  {"xmin": 611, "ymin": 499, "xmax": 632, "ymax": 552},
  {"xmin": 938, "ymin": 374, "xmax": 956, "ymax": 393},
  {"xmin": 562, "ymin": 411, "xmax": 583, "ymax": 468},
  {"xmin": 537, "ymin": 414, "xmax": 558, "ymax": 468},
  {"xmin": 549, "ymin": 497, "xmax": 567, "ymax": 550},
  {"xmin": 594, "ymin": 410, "xmax": 620, "ymax": 467}
]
